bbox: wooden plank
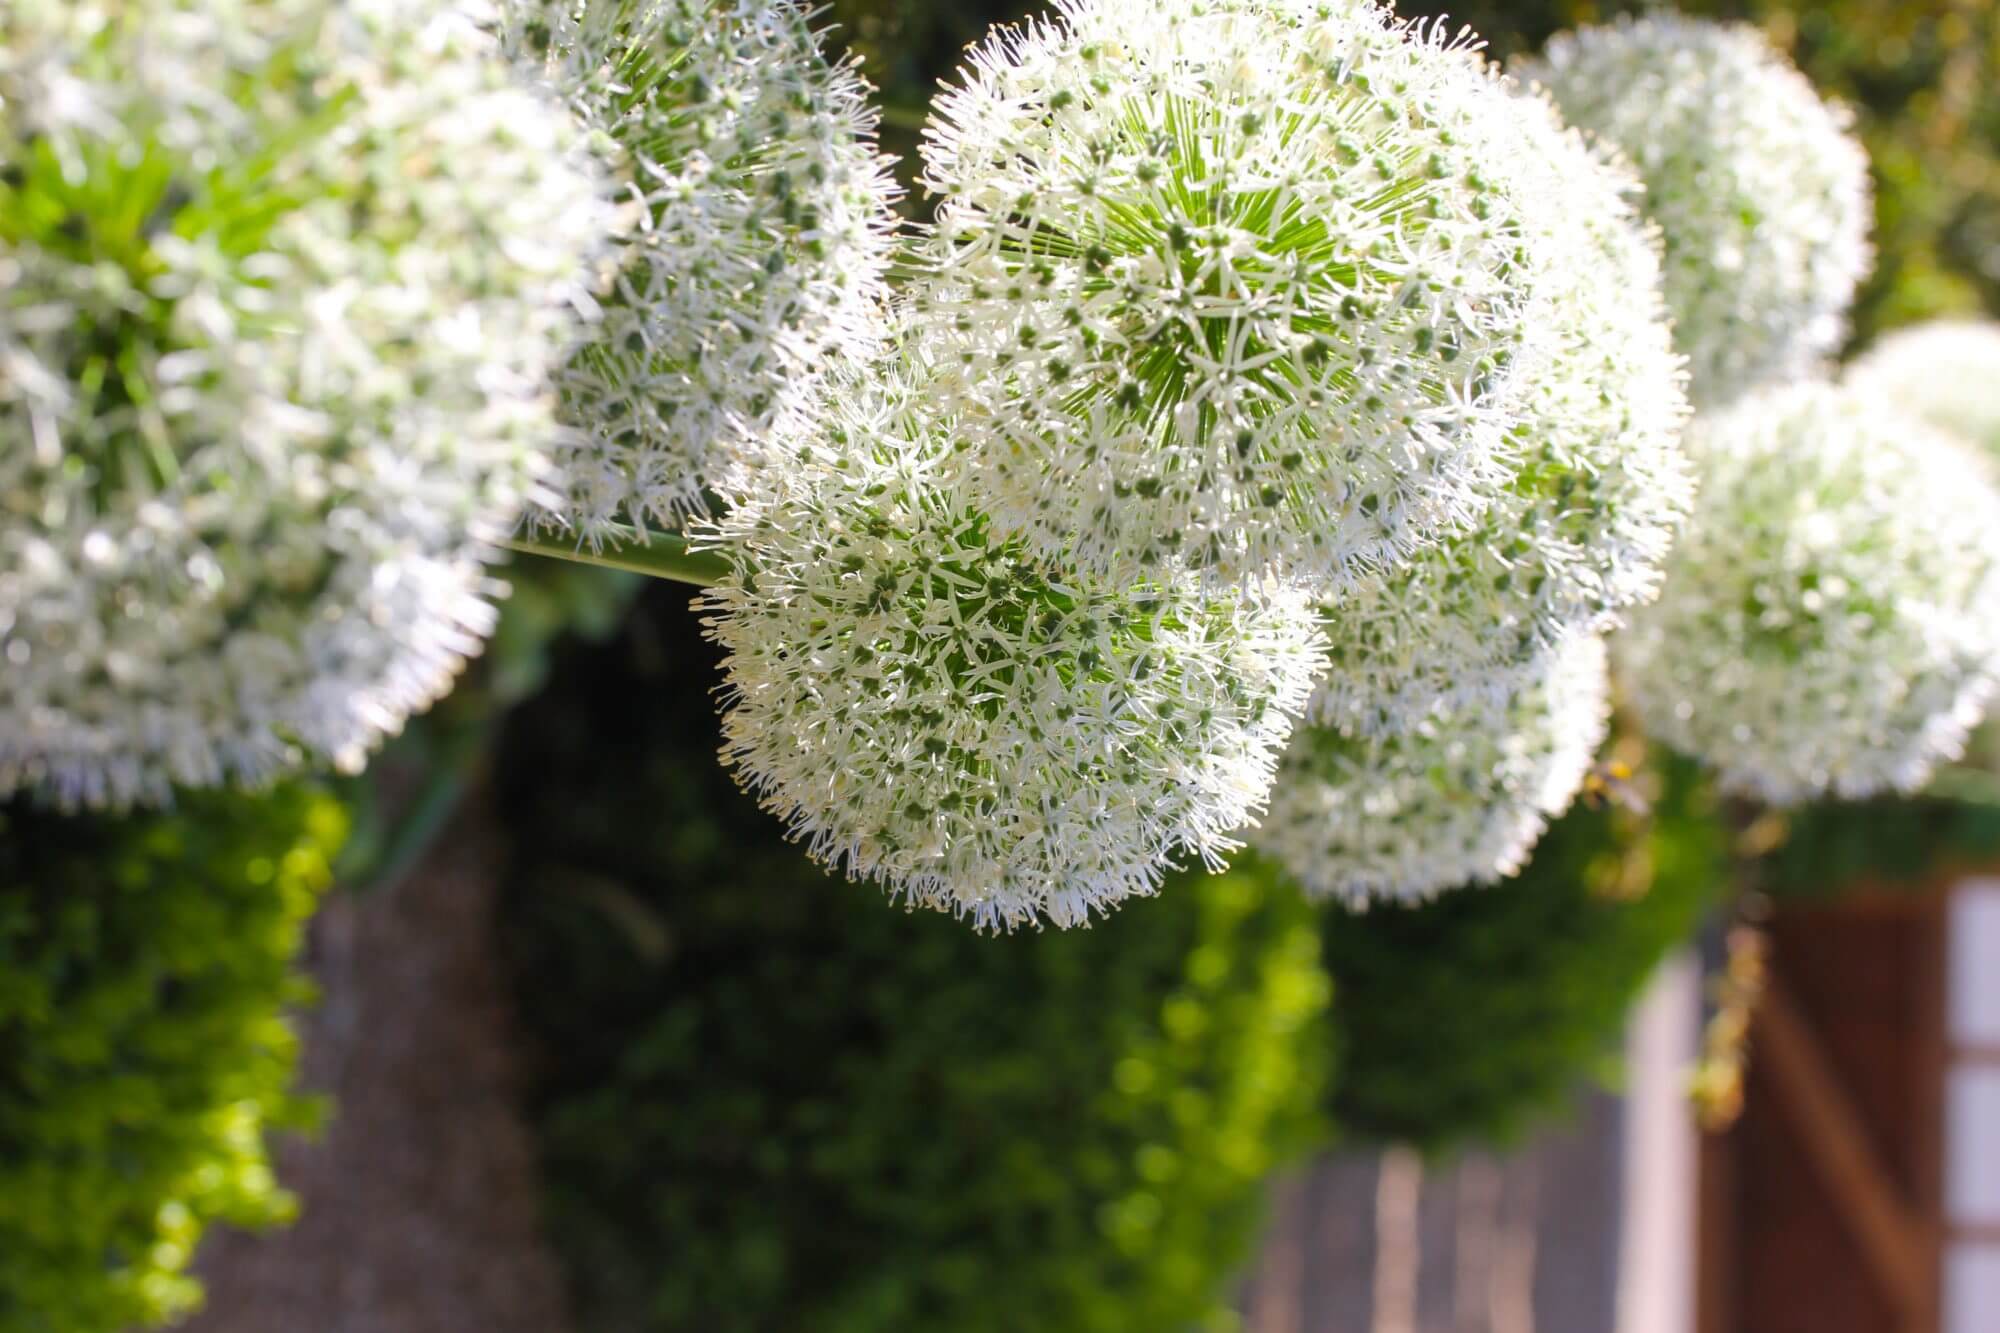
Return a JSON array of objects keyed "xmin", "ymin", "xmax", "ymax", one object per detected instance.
[
  {"xmin": 1241, "ymin": 1172, "xmax": 1309, "ymax": 1333},
  {"xmin": 1756, "ymin": 972, "xmax": 1934, "ymax": 1323},
  {"xmin": 1804, "ymin": 887, "xmax": 1938, "ymax": 918},
  {"xmin": 1696, "ymin": 1124, "xmax": 1739, "ymax": 1333},
  {"xmin": 1906, "ymin": 895, "xmax": 1948, "ymax": 1333},
  {"xmin": 1240, "ymin": 1098, "xmax": 1626, "ymax": 1332},
  {"xmin": 1371, "ymin": 1147, "xmax": 1422, "ymax": 1333}
]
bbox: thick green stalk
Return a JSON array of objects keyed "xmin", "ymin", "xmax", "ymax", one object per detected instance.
[
  {"xmin": 503, "ymin": 525, "xmax": 728, "ymax": 587},
  {"xmin": 1923, "ymin": 764, "xmax": 2000, "ymax": 810}
]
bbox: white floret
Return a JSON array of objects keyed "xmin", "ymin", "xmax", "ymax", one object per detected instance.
[
  {"xmin": 911, "ymin": 0, "xmax": 1564, "ymax": 588},
  {"xmin": 699, "ymin": 356, "xmax": 1325, "ymax": 930},
  {"xmin": 1520, "ymin": 15, "xmax": 1873, "ymax": 408},
  {"xmin": 505, "ymin": 0, "xmax": 901, "ymax": 537},
  {"xmin": 1256, "ymin": 635, "xmax": 1610, "ymax": 906},
  {"xmin": 1846, "ymin": 319, "xmax": 2000, "ymax": 466},
  {"xmin": 1620, "ymin": 382, "xmax": 2000, "ymax": 804},
  {"xmin": 1310, "ymin": 82, "xmax": 1691, "ymax": 734},
  {"xmin": 0, "ymin": 0, "xmax": 605, "ymax": 808}
]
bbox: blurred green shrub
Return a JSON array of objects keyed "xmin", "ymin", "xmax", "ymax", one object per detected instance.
[
  {"xmin": 1743, "ymin": 780, "xmax": 2000, "ymax": 902},
  {"xmin": 498, "ymin": 589, "xmax": 1331, "ymax": 1333},
  {"xmin": 1315, "ymin": 755, "xmax": 1725, "ymax": 1155},
  {"xmin": 335, "ymin": 558, "xmax": 640, "ymax": 889},
  {"xmin": 827, "ymin": 0, "xmax": 1036, "ymax": 196},
  {"xmin": 0, "ymin": 787, "xmax": 344, "ymax": 1333}
]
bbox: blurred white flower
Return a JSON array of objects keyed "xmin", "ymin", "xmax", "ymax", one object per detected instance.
[
  {"xmin": 699, "ymin": 356, "xmax": 1324, "ymax": 930},
  {"xmin": 1256, "ymin": 635, "xmax": 1610, "ymax": 906},
  {"xmin": 1311, "ymin": 84, "xmax": 1691, "ymax": 734},
  {"xmin": 1846, "ymin": 319, "xmax": 2000, "ymax": 465},
  {"xmin": 1520, "ymin": 15, "xmax": 1872, "ymax": 409},
  {"xmin": 505, "ymin": 0, "xmax": 901, "ymax": 538},
  {"xmin": 0, "ymin": 0, "xmax": 604, "ymax": 808},
  {"xmin": 1621, "ymin": 382, "xmax": 2000, "ymax": 804},
  {"xmin": 911, "ymin": 0, "xmax": 1561, "ymax": 587}
]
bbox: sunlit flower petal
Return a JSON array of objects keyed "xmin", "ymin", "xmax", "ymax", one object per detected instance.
[
  {"xmin": 1621, "ymin": 382, "xmax": 2000, "ymax": 803},
  {"xmin": 1311, "ymin": 83, "xmax": 1691, "ymax": 733},
  {"xmin": 0, "ymin": 0, "xmax": 604, "ymax": 808},
  {"xmin": 1520, "ymin": 15, "xmax": 1872, "ymax": 408},
  {"xmin": 699, "ymin": 353, "xmax": 1325, "ymax": 929},
  {"xmin": 506, "ymin": 0, "xmax": 901, "ymax": 537},
  {"xmin": 1257, "ymin": 635, "xmax": 1610, "ymax": 905},
  {"xmin": 910, "ymin": 0, "xmax": 1561, "ymax": 587}
]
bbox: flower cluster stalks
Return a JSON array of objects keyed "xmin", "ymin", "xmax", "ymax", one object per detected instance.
[{"xmin": 8, "ymin": 0, "xmax": 1999, "ymax": 929}]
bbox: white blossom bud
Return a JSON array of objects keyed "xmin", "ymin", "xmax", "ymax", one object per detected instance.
[
  {"xmin": 0, "ymin": 0, "xmax": 605, "ymax": 808},
  {"xmin": 505, "ymin": 0, "xmax": 901, "ymax": 538},
  {"xmin": 911, "ymin": 0, "xmax": 1563, "ymax": 587},
  {"xmin": 1621, "ymin": 382, "xmax": 2000, "ymax": 803},
  {"xmin": 1256, "ymin": 636, "xmax": 1610, "ymax": 906},
  {"xmin": 699, "ymin": 355, "xmax": 1325, "ymax": 930},
  {"xmin": 1520, "ymin": 16, "xmax": 1873, "ymax": 409}
]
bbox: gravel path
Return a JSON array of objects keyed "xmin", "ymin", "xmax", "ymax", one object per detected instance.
[{"xmin": 184, "ymin": 800, "xmax": 572, "ymax": 1333}]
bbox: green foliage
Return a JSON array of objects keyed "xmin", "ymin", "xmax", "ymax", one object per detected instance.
[
  {"xmin": 1743, "ymin": 769, "xmax": 2000, "ymax": 902},
  {"xmin": 0, "ymin": 786, "xmax": 344, "ymax": 1333},
  {"xmin": 499, "ymin": 589, "xmax": 1332, "ymax": 1333},
  {"xmin": 334, "ymin": 558, "xmax": 640, "ymax": 889},
  {"xmin": 1315, "ymin": 755, "xmax": 1725, "ymax": 1155},
  {"xmin": 477, "ymin": 562, "xmax": 645, "ymax": 716},
  {"xmin": 826, "ymin": 0, "xmax": 1035, "ymax": 202}
]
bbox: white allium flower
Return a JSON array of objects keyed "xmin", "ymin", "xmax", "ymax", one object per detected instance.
[
  {"xmin": 0, "ymin": 0, "xmax": 604, "ymax": 809},
  {"xmin": 1310, "ymin": 84, "xmax": 1691, "ymax": 734},
  {"xmin": 699, "ymin": 358, "xmax": 1325, "ymax": 931},
  {"xmin": 1621, "ymin": 382, "xmax": 2000, "ymax": 804},
  {"xmin": 911, "ymin": 0, "xmax": 1558, "ymax": 586},
  {"xmin": 1846, "ymin": 319, "xmax": 2000, "ymax": 464},
  {"xmin": 504, "ymin": 0, "xmax": 900, "ymax": 538},
  {"xmin": 1519, "ymin": 16, "xmax": 1873, "ymax": 410},
  {"xmin": 1256, "ymin": 635, "xmax": 1610, "ymax": 906}
]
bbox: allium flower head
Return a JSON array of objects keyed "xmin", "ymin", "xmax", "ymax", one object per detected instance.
[
  {"xmin": 912, "ymin": 0, "xmax": 1556, "ymax": 586},
  {"xmin": 1256, "ymin": 635, "xmax": 1610, "ymax": 906},
  {"xmin": 1621, "ymin": 383, "xmax": 2000, "ymax": 804},
  {"xmin": 700, "ymin": 359, "xmax": 1324, "ymax": 931},
  {"xmin": 1311, "ymin": 85, "xmax": 1691, "ymax": 733},
  {"xmin": 1846, "ymin": 320, "xmax": 2000, "ymax": 465},
  {"xmin": 506, "ymin": 0, "xmax": 900, "ymax": 537},
  {"xmin": 1519, "ymin": 16, "xmax": 1872, "ymax": 409},
  {"xmin": 0, "ymin": 0, "xmax": 603, "ymax": 808}
]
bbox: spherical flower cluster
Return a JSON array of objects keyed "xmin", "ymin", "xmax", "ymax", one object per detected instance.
[
  {"xmin": 1310, "ymin": 85, "xmax": 1691, "ymax": 734},
  {"xmin": 0, "ymin": 0, "xmax": 604, "ymax": 809},
  {"xmin": 1519, "ymin": 15, "xmax": 1872, "ymax": 409},
  {"xmin": 1846, "ymin": 320, "xmax": 2000, "ymax": 464},
  {"xmin": 506, "ymin": 0, "xmax": 901, "ymax": 538},
  {"xmin": 912, "ymin": 0, "xmax": 1559, "ymax": 586},
  {"xmin": 699, "ymin": 361, "xmax": 1324, "ymax": 930},
  {"xmin": 1621, "ymin": 383, "xmax": 2000, "ymax": 804},
  {"xmin": 1255, "ymin": 636, "xmax": 1610, "ymax": 906}
]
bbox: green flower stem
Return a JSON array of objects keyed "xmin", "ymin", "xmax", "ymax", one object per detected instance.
[
  {"xmin": 504, "ymin": 526, "xmax": 727, "ymax": 587},
  {"xmin": 877, "ymin": 102, "xmax": 931, "ymax": 132},
  {"xmin": 1922, "ymin": 764, "xmax": 2000, "ymax": 810}
]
